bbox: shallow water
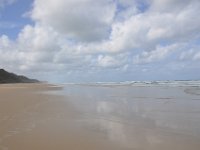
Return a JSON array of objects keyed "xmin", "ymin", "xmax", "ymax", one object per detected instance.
[
  {"xmin": 57, "ymin": 84, "xmax": 200, "ymax": 149},
  {"xmin": 0, "ymin": 84, "xmax": 200, "ymax": 150}
]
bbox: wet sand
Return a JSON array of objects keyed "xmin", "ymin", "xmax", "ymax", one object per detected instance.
[{"xmin": 0, "ymin": 83, "xmax": 200, "ymax": 150}]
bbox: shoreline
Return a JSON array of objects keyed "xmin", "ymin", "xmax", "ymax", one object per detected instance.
[
  {"xmin": 0, "ymin": 83, "xmax": 122, "ymax": 150},
  {"xmin": 0, "ymin": 83, "xmax": 200, "ymax": 150}
]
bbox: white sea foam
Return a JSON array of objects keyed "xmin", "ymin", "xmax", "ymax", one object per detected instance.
[{"xmin": 62, "ymin": 80, "xmax": 200, "ymax": 87}]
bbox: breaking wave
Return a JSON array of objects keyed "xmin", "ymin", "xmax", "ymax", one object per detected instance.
[{"xmin": 63, "ymin": 80, "xmax": 200, "ymax": 87}]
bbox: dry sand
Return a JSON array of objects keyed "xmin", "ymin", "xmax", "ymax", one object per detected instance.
[{"xmin": 0, "ymin": 83, "xmax": 200, "ymax": 150}]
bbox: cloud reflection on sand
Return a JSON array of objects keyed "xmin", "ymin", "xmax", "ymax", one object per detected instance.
[{"xmin": 58, "ymin": 83, "xmax": 200, "ymax": 149}]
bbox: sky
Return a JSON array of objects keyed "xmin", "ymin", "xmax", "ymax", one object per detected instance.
[{"xmin": 0, "ymin": 0, "xmax": 200, "ymax": 83}]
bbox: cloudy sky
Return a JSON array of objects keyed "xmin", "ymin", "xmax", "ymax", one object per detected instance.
[{"xmin": 0, "ymin": 0, "xmax": 200, "ymax": 83}]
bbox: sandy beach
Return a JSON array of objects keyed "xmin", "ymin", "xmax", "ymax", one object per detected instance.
[{"xmin": 0, "ymin": 83, "xmax": 200, "ymax": 150}]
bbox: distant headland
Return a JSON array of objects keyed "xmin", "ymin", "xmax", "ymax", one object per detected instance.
[{"xmin": 0, "ymin": 69, "xmax": 39, "ymax": 83}]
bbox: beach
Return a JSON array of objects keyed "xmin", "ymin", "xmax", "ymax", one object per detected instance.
[{"xmin": 0, "ymin": 83, "xmax": 200, "ymax": 150}]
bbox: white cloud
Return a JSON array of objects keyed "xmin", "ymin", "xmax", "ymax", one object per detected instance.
[
  {"xmin": 179, "ymin": 45, "xmax": 200, "ymax": 61},
  {"xmin": 1, "ymin": 0, "xmax": 200, "ymax": 82},
  {"xmin": 150, "ymin": 0, "xmax": 198, "ymax": 12},
  {"xmin": 133, "ymin": 44, "xmax": 179, "ymax": 64},
  {"xmin": 0, "ymin": 35, "xmax": 23, "ymax": 71},
  {"xmin": 31, "ymin": 0, "xmax": 116, "ymax": 42},
  {"xmin": 179, "ymin": 49, "xmax": 195, "ymax": 61},
  {"xmin": 0, "ymin": 35, "xmax": 10, "ymax": 47},
  {"xmin": 18, "ymin": 24, "xmax": 59, "ymax": 52},
  {"xmin": 97, "ymin": 55, "xmax": 120, "ymax": 68}
]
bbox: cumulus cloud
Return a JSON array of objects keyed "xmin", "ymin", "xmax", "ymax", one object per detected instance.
[
  {"xmin": 0, "ymin": 35, "xmax": 10, "ymax": 47},
  {"xmin": 179, "ymin": 49, "xmax": 196, "ymax": 61},
  {"xmin": 97, "ymin": 55, "xmax": 120, "ymax": 68},
  {"xmin": 31, "ymin": 0, "xmax": 116, "ymax": 42},
  {"xmin": 180, "ymin": 48, "xmax": 200, "ymax": 61},
  {"xmin": 133, "ymin": 44, "xmax": 179, "ymax": 64},
  {"xmin": 0, "ymin": 35, "xmax": 23, "ymax": 71},
  {"xmin": 0, "ymin": 0, "xmax": 200, "ymax": 82}
]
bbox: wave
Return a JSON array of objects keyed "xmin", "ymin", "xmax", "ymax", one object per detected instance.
[{"xmin": 62, "ymin": 80, "xmax": 200, "ymax": 87}]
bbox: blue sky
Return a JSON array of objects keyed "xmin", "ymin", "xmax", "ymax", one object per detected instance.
[
  {"xmin": 0, "ymin": 0, "xmax": 33, "ymax": 39},
  {"xmin": 0, "ymin": 0, "xmax": 200, "ymax": 83}
]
